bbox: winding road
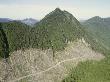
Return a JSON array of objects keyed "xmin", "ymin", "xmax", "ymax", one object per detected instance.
[{"xmin": 9, "ymin": 56, "xmax": 85, "ymax": 82}]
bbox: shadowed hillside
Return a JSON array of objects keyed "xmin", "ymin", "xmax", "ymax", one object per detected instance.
[
  {"xmin": 82, "ymin": 16, "xmax": 110, "ymax": 51},
  {"xmin": 0, "ymin": 23, "xmax": 9, "ymax": 58}
]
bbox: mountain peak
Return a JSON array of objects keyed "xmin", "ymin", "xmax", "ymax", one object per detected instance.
[
  {"xmin": 93, "ymin": 16, "xmax": 102, "ymax": 19},
  {"xmin": 34, "ymin": 9, "xmax": 84, "ymax": 51},
  {"xmin": 43, "ymin": 8, "xmax": 74, "ymax": 21},
  {"xmin": 54, "ymin": 8, "xmax": 62, "ymax": 12},
  {"xmin": 51, "ymin": 8, "xmax": 63, "ymax": 14},
  {"xmin": 86, "ymin": 16, "xmax": 102, "ymax": 22}
]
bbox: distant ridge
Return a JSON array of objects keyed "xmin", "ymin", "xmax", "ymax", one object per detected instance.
[
  {"xmin": 0, "ymin": 18, "xmax": 13, "ymax": 22},
  {"xmin": 0, "ymin": 18, "xmax": 38, "ymax": 26},
  {"xmin": 21, "ymin": 18, "xmax": 38, "ymax": 26},
  {"xmin": 82, "ymin": 16, "xmax": 110, "ymax": 52}
]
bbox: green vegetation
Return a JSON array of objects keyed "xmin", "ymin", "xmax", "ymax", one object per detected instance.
[
  {"xmin": 84, "ymin": 31, "xmax": 110, "ymax": 57},
  {"xmin": 1, "ymin": 9, "xmax": 109, "ymax": 56},
  {"xmin": 62, "ymin": 58, "xmax": 110, "ymax": 82},
  {"xmin": 2, "ymin": 21, "xmax": 31, "ymax": 52},
  {"xmin": 82, "ymin": 16, "xmax": 110, "ymax": 52},
  {"xmin": 1, "ymin": 8, "xmax": 84, "ymax": 54},
  {"xmin": 0, "ymin": 23, "xmax": 9, "ymax": 58},
  {"xmin": 31, "ymin": 8, "xmax": 84, "ymax": 51},
  {"xmin": 1, "ymin": 9, "xmax": 110, "ymax": 82},
  {"xmin": 62, "ymin": 16, "xmax": 110, "ymax": 82}
]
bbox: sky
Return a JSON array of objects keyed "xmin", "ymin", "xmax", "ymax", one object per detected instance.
[{"xmin": 0, "ymin": 0, "xmax": 110, "ymax": 20}]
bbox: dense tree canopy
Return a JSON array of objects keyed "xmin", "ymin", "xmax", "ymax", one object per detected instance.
[
  {"xmin": 2, "ymin": 21, "xmax": 32, "ymax": 52},
  {"xmin": 1, "ymin": 9, "xmax": 108, "ymax": 59},
  {"xmin": 0, "ymin": 23, "xmax": 9, "ymax": 58},
  {"xmin": 1, "ymin": 9, "xmax": 85, "ymax": 54}
]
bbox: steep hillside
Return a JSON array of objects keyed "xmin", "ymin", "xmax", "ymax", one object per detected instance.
[
  {"xmin": 62, "ymin": 16, "xmax": 110, "ymax": 82},
  {"xmin": 2, "ymin": 21, "xmax": 31, "ymax": 52},
  {"xmin": 32, "ymin": 8, "xmax": 84, "ymax": 51},
  {"xmin": 1, "ymin": 8, "xmax": 85, "ymax": 55},
  {"xmin": 2, "ymin": 9, "xmax": 105, "ymax": 58},
  {"xmin": 82, "ymin": 16, "xmax": 110, "ymax": 52}
]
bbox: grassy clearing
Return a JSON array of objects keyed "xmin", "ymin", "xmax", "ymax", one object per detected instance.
[{"xmin": 62, "ymin": 57, "xmax": 110, "ymax": 82}]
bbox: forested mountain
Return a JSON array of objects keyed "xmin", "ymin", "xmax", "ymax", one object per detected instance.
[
  {"xmin": 31, "ymin": 8, "xmax": 84, "ymax": 51},
  {"xmin": 0, "ymin": 18, "xmax": 13, "ymax": 22},
  {"xmin": 62, "ymin": 16, "xmax": 110, "ymax": 82},
  {"xmin": 1, "ymin": 9, "xmax": 107, "ymax": 57},
  {"xmin": 81, "ymin": 16, "xmax": 110, "ymax": 51},
  {"xmin": 0, "ymin": 8, "xmax": 110, "ymax": 82},
  {"xmin": 1, "ymin": 8, "xmax": 85, "ymax": 54}
]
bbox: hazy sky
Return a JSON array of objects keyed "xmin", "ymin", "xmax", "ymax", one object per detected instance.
[{"xmin": 0, "ymin": 0, "xmax": 110, "ymax": 20}]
